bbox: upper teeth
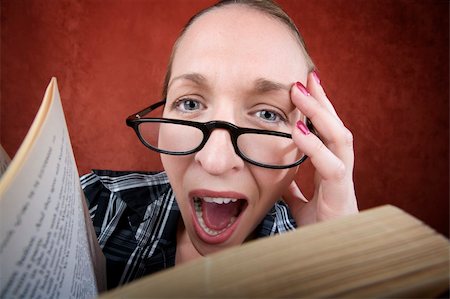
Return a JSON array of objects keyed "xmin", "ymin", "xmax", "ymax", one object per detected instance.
[{"xmin": 202, "ymin": 197, "xmax": 238, "ymax": 204}]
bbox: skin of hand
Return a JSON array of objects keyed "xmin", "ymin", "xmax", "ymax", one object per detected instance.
[{"xmin": 282, "ymin": 72, "xmax": 359, "ymax": 226}]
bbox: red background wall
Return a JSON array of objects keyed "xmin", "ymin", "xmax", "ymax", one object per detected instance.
[{"xmin": 1, "ymin": 0, "xmax": 448, "ymax": 236}]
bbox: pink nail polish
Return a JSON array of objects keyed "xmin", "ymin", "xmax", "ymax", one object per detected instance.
[
  {"xmin": 295, "ymin": 81, "xmax": 310, "ymax": 96},
  {"xmin": 296, "ymin": 120, "xmax": 310, "ymax": 135},
  {"xmin": 312, "ymin": 70, "xmax": 321, "ymax": 84}
]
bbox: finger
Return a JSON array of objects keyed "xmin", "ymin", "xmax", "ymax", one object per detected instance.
[
  {"xmin": 294, "ymin": 123, "xmax": 358, "ymax": 219},
  {"xmin": 293, "ymin": 120, "xmax": 349, "ymax": 181},
  {"xmin": 291, "ymin": 80, "xmax": 344, "ymax": 144},
  {"xmin": 291, "ymin": 82, "xmax": 354, "ymax": 168},
  {"xmin": 307, "ymin": 71, "xmax": 342, "ymax": 123}
]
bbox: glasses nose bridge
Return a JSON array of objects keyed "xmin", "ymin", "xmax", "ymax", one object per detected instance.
[
  {"xmin": 202, "ymin": 120, "xmax": 240, "ymax": 151},
  {"xmin": 204, "ymin": 120, "xmax": 239, "ymax": 138}
]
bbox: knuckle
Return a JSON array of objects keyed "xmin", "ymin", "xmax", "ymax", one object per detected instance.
[
  {"xmin": 301, "ymin": 98, "xmax": 321, "ymax": 120},
  {"xmin": 313, "ymin": 139, "xmax": 327, "ymax": 154},
  {"xmin": 300, "ymin": 105, "xmax": 316, "ymax": 121},
  {"xmin": 327, "ymin": 126, "xmax": 353, "ymax": 150},
  {"xmin": 334, "ymin": 161, "xmax": 347, "ymax": 181},
  {"xmin": 343, "ymin": 128, "xmax": 354, "ymax": 148}
]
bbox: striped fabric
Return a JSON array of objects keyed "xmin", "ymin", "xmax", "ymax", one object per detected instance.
[{"xmin": 80, "ymin": 170, "xmax": 297, "ymax": 290}]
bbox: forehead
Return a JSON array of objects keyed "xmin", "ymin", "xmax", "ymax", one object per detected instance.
[{"xmin": 171, "ymin": 5, "xmax": 308, "ymax": 86}]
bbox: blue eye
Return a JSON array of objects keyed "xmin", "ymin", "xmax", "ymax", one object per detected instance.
[
  {"xmin": 256, "ymin": 110, "xmax": 283, "ymax": 123},
  {"xmin": 175, "ymin": 98, "xmax": 202, "ymax": 112}
]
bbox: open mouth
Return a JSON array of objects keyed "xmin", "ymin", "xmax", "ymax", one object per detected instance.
[{"xmin": 190, "ymin": 192, "xmax": 247, "ymax": 244}]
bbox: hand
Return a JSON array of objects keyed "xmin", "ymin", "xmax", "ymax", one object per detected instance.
[{"xmin": 283, "ymin": 72, "xmax": 358, "ymax": 226}]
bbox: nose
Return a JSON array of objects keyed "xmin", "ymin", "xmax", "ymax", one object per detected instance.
[{"xmin": 194, "ymin": 129, "xmax": 244, "ymax": 175}]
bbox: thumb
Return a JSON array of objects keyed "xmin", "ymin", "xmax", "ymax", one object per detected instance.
[{"xmin": 282, "ymin": 181, "xmax": 308, "ymax": 216}]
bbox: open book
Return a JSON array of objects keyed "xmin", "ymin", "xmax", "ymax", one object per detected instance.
[
  {"xmin": 0, "ymin": 78, "xmax": 105, "ymax": 299},
  {"xmin": 101, "ymin": 204, "xmax": 450, "ymax": 298},
  {"xmin": 0, "ymin": 78, "xmax": 448, "ymax": 298}
]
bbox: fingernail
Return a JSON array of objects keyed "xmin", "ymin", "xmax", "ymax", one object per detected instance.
[
  {"xmin": 295, "ymin": 81, "xmax": 310, "ymax": 96},
  {"xmin": 296, "ymin": 120, "xmax": 310, "ymax": 135},
  {"xmin": 312, "ymin": 70, "xmax": 321, "ymax": 84}
]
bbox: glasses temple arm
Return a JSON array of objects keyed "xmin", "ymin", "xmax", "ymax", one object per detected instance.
[{"xmin": 127, "ymin": 99, "xmax": 167, "ymax": 119}]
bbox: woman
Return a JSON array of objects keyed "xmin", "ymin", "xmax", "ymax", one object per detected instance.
[{"xmin": 82, "ymin": 0, "xmax": 358, "ymax": 290}]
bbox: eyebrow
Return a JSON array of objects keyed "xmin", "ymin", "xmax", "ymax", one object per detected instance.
[
  {"xmin": 253, "ymin": 78, "xmax": 290, "ymax": 93},
  {"xmin": 168, "ymin": 73, "xmax": 290, "ymax": 94},
  {"xmin": 168, "ymin": 73, "xmax": 207, "ymax": 90}
]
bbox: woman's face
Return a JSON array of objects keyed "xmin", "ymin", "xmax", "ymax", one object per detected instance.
[{"xmin": 161, "ymin": 5, "xmax": 309, "ymax": 255}]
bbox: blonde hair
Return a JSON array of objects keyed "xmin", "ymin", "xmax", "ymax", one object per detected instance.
[{"xmin": 162, "ymin": 0, "xmax": 315, "ymax": 98}]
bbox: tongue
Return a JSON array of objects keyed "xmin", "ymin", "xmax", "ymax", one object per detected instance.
[{"xmin": 202, "ymin": 201, "xmax": 240, "ymax": 230}]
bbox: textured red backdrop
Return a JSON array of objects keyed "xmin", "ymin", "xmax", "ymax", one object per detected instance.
[{"xmin": 1, "ymin": 0, "xmax": 448, "ymax": 236}]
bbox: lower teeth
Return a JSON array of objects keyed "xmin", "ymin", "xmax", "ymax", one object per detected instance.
[{"xmin": 194, "ymin": 198, "xmax": 236, "ymax": 236}]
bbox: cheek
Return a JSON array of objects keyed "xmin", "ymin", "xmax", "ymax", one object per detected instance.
[
  {"xmin": 161, "ymin": 155, "xmax": 186, "ymax": 193},
  {"xmin": 161, "ymin": 155, "xmax": 179, "ymax": 175},
  {"xmin": 161, "ymin": 154, "xmax": 193, "ymax": 218},
  {"xmin": 253, "ymin": 167, "xmax": 297, "ymax": 204}
]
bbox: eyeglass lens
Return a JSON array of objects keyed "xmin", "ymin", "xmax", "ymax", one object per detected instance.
[{"xmin": 138, "ymin": 122, "xmax": 304, "ymax": 167}]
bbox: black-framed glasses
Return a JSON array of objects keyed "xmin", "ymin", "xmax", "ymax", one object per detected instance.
[{"xmin": 126, "ymin": 100, "xmax": 308, "ymax": 169}]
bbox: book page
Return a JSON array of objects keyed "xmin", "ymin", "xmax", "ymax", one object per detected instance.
[
  {"xmin": 0, "ymin": 144, "xmax": 11, "ymax": 177},
  {"xmin": 0, "ymin": 78, "xmax": 98, "ymax": 299},
  {"xmin": 100, "ymin": 205, "xmax": 449, "ymax": 298}
]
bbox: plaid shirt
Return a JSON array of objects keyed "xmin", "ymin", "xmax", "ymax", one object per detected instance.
[{"xmin": 80, "ymin": 170, "xmax": 297, "ymax": 290}]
